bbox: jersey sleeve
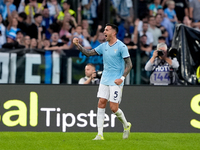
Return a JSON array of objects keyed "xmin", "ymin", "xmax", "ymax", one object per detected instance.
[
  {"xmin": 121, "ymin": 44, "xmax": 130, "ymax": 58},
  {"xmin": 94, "ymin": 43, "xmax": 104, "ymax": 55}
]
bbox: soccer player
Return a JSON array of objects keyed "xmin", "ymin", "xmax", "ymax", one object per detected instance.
[{"xmin": 73, "ymin": 23, "xmax": 132, "ymax": 140}]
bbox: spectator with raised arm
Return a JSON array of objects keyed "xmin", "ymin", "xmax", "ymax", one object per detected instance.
[
  {"xmin": 73, "ymin": 25, "xmax": 91, "ymax": 49},
  {"xmin": 111, "ymin": 0, "xmax": 133, "ymax": 20},
  {"xmin": 46, "ymin": 0, "xmax": 62, "ymax": 17},
  {"xmin": 90, "ymin": 25, "xmax": 105, "ymax": 49},
  {"xmin": 2, "ymin": 0, "xmax": 16, "ymax": 20},
  {"xmin": 81, "ymin": 0, "xmax": 100, "ymax": 36},
  {"xmin": 57, "ymin": 0, "xmax": 76, "ymax": 22},
  {"xmin": 123, "ymin": 19, "xmax": 139, "ymax": 50},
  {"xmin": 25, "ymin": 0, "xmax": 44, "ymax": 24},
  {"xmin": 27, "ymin": 13, "xmax": 46, "ymax": 39},
  {"xmin": 78, "ymin": 6, "xmax": 92, "ymax": 37},
  {"xmin": 59, "ymin": 11, "xmax": 77, "ymax": 29},
  {"xmin": 17, "ymin": 12, "xmax": 29, "ymax": 35},
  {"xmin": 25, "ymin": 0, "xmax": 43, "ymax": 15},
  {"xmin": 18, "ymin": 0, "xmax": 26, "ymax": 13},
  {"xmin": 6, "ymin": 17, "xmax": 21, "ymax": 40}
]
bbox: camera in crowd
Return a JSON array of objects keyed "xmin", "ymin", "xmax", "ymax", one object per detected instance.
[
  {"xmin": 95, "ymin": 71, "xmax": 102, "ymax": 79},
  {"xmin": 157, "ymin": 47, "xmax": 178, "ymax": 57},
  {"xmin": 168, "ymin": 47, "xmax": 178, "ymax": 58},
  {"xmin": 157, "ymin": 50, "xmax": 164, "ymax": 56}
]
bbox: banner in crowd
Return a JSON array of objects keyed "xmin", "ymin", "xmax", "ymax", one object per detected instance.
[
  {"xmin": 0, "ymin": 50, "xmax": 64, "ymax": 84},
  {"xmin": 0, "ymin": 49, "xmax": 104, "ymax": 84}
]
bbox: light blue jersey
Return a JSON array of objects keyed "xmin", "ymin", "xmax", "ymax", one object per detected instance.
[{"xmin": 95, "ymin": 40, "xmax": 130, "ymax": 85}]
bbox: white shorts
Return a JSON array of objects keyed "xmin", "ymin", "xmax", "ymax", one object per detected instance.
[{"xmin": 97, "ymin": 84, "xmax": 123, "ymax": 104}]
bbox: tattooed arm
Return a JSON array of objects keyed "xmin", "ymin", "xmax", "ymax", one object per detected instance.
[
  {"xmin": 123, "ymin": 57, "xmax": 133, "ymax": 77},
  {"xmin": 73, "ymin": 37, "xmax": 98, "ymax": 57},
  {"xmin": 114, "ymin": 57, "xmax": 132, "ymax": 85}
]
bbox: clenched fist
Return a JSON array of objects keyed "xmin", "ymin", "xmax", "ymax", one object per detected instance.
[
  {"xmin": 114, "ymin": 79, "xmax": 123, "ymax": 85},
  {"xmin": 73, "ymin": 37, "xmax": 79, "ymax": 46}
]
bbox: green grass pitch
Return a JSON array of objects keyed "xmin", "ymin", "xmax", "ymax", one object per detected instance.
[{"xmin": 0, "ymin": 132, "xmax": 200, "ymax": 150}]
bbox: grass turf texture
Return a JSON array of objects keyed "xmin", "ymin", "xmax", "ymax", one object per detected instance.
[{"xmin": 0, "ymin": 132, "xmax": 199, "ymax": 150}]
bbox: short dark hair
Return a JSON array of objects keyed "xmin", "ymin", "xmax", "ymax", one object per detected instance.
[
  {"xmin": 34, "ymin": 13, "xmax": 42, "ymax": 19},
  {"xmin": 106, "ymin": 23, "xmax": 118, "ymax": 34},
  {"xmin": 141, "ymin": 34, "xmax": 147, "ymax": 38},
  {"xmin": 76, "ymin": 25, "xmax": 82, "ymax": 29},
  {"xmin": 155, "ymin": 13, "xmax": 162, "ymax": 18},
  {"xmin": 16, "ymin": 30, "xmax": 23, "ymax": 35},
  {"xmin": 61, "ymin": 35, "xmax": 69, "ymax": 42},
  {"xmin": 62, "ymin": 0, "xmax": 71, "ymax": 5},
  {"xmin": 148, "ymin": 15, "xmax": 155, "ymax": 20},
  {"xmin": 18, "ymin": 12, "xmax": 27, "ymax": 21},
  {"xmin": 158, "ymin": 36, "xmax": 166, "ymax": 40},
  {"xmin": 143, "ymin": 21, "xmax": 149, "ymax": 25}
]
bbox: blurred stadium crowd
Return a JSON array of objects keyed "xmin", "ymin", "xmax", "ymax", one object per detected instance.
[{"xmin": 0, "ymin": 0, "xmax": 199, "ymax": 83}]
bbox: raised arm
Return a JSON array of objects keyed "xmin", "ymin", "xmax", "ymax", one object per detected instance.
[
  {"xmin": 37, "ymin": 26, "xmax": 43, "ymax": 49},
  {"xmin": 84, "ymin": 0, "xmax": 93, "ymax": 10},
  {"xmin": 92, "ymin": 25, "xmax": 102, "ymax": 42},
  {"xmin": 73, "ymin": 37, "xmax": 98, "ymax": 57},
  {"xmin": 133, "ymin": 19, "xmax": 139, "ymax": 44}
]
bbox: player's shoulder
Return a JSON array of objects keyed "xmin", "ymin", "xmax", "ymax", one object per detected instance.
[
  {"xmin": 117, "ymin": 39, "xmax": 126, "ymax": 45},
  {"xmin": 101, "ymin": 41, "xmax": 108, "ymax": 46},
  {"xmin": 117, "ymin": 39, "xmax": 128, "ymax": 48}
]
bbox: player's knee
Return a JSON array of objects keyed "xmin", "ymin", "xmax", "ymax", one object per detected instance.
[
  {"xmin": 110, "ymin": 102, "xmax": 119, "ymax": 113},
  {"xmin": 98, "ymin": 98, "xmax": 107, "ymax": 108},
  {"xmin": 110, "ymin": 105, "xmax": 118, "ymax": 113}
]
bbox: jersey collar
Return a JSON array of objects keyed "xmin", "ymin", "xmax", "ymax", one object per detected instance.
[{"xmin": 108, "ymin": 39, "xmax": 118, "ymax": 47}]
